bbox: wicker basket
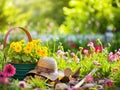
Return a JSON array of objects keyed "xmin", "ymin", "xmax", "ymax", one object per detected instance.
[{"xmin": 3, "ymin": 26, "xmax": 36, "ymax": 80}]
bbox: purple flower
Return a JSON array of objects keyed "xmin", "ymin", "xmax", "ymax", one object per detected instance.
[
  {"xmin": 85, "ymin": 75, "xmax": 94, "ymax": 83},
  {"xmin": 0, "ymin": 71, "xmax": 6, "ymax": 83},
  {"xmin": 3, "ymin": 64, "xmax": 16, "ymax": 77},
  {"xmin": 19, "ymin": 81, "xmax": 26, "ymax": 88}
]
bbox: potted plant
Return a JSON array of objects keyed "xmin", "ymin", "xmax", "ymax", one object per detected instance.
[{"xmin": 3, "ymin": 27, "xmax": 48, "ymax": 80}]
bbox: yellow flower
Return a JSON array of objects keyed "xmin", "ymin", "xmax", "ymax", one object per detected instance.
[
  {"xmin": 10, "ymin": 42, "xmax": 16, "ymax": 48},
  {"xmin": 36, "ymin": 46, "xmax": 48, "ymax": 57},
  {"xmin": 24, "ymin": 46, "xmax": 32, "ymax": 54},
  {"xmin": 40, "ymin": 49, "xmax": 48, "ymax": 57},
  {"xmin": 36, "ymin": 47, "xmax": 42, "ymax": 56},
  {"xmin": 14, "ymin": 44, "xmax": 22, "ymax": 52},
  {"xmin": 26, "ymin": 42, "xmax": 33, "ymax": 48},
  {"xmin": 19, "ymin": 39, "xmax": 25, "ymax": 44},
  {"xmin": 42, "ymin": 46, "xmax": 48, "ymax": 51},
  {"xmin": 32, "ymin": 39, "xmax": 41, "ymax": 44}
]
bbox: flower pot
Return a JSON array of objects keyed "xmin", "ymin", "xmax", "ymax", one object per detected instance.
[{"xmin": 12, "ymin": 63, "xmax": 36, "ymax": 80}]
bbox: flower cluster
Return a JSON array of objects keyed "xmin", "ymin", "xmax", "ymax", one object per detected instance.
[
  {"xmin": 7, "ymin": 39, "xmax": 48, "ymax": 63},
  {"xmin": 108, "ymin": 49, "xmax": 120, "ymax": 62},
  {"xmin": 0, "ymin": 64, "xmax": 16, "ymax": 85},
  {"xmin": 82, "ymin": 41, "xmax": 103, "ymax": 55}
]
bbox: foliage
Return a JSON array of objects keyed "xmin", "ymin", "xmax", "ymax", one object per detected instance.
[
  {"xmin": 50, "ymin": 40, "xmax": 120, "ymax": 79},
  {"xmin": 0, "ymin": 50, "xmax": 4, "ymax": 70},
  {"xmin": 0, "ymin": 0, "xmax": 31, "ymax": 32},
  {"xmin": 27, "ymin": 77, "xmax": 48, "ymax": 90},
  {"xmin": 59, "ymin": 0, "xmax": 120, "ymax": 34},
  {"xmin": 0, "ymin": 0, "xmax": 70, "ymax": 34},
  {"xmin": 110, "ymin": 68, "xmax": 120, "ymax": 87},
  {"xmin": 6, "ymin": 39, "xmax": 48, "ymax": 63}
]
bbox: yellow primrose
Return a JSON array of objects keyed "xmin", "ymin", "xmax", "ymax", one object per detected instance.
[
  {"xmin": 36, "ymin": 46, "xmax": 42, "ymax": 56},
  {"xmin": 42, "ymin": 46, "xmax": 48, "ymax": 51},
  {"xmin": 10, "ymin": 42, "xmax": 16, "ymax": 48},
  {"xmin": 7, "ymin": 39, "xmax": 48, "ymax": 64},
  {"xmin": 19, "ymin": 39, "xmax": 25, "ymax": 44},
  {"xmin": 24, "ymin": 46, "xmax": 32, "ymax": 54},
  {"xmin": 40, "ymin": 49, "xmax": 48, "ymax": 57},
  {"xmin": 26, "ymin": 42, "xmax": 34, "ymax": 48},
  {"xmin": 32, "ymin": 39, "xmax": 41, "ymax": 44},
  {"xmin": 14, "ymin": 44, "xmax": 22, "ymax": 52}
]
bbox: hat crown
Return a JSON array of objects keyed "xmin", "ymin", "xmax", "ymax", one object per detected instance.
[{"xmin": 37, "ymin": 57, "xmax": 57, "ymax": 72}]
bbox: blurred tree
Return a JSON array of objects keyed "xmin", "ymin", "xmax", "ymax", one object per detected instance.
[
  {"xmin": 17, "ymin": 0, "xmax": 70, "ymax": 34},
  {"xmin": 59, "ymin": 0, "xmax": 120, "ymax": 34},
  {"xmin": 0, "ymin": 0, "xmax": 31, "ymax": 32}
]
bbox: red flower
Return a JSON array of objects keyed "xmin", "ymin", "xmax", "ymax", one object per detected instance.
[
  {"xmin": 69, "ymin": 42, "xmax": 76, "ymax": 48},
  {"xmin": 104, "ymin": 79, "xmax": 114, "ymax": 87},
  {"xmin": 95, "ymin": 46, "xmax": 102, "ymax": 53},
  {"xmin": 3, "ymin": 64, "xmax": 16, "ymax": 77}
]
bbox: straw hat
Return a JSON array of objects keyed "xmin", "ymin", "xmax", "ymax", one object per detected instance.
[
  {"xmin": 37, "ymin": 57, "xmax": 57, "ymax": 73},
  {"xmin": 26, "ymin": 57, "xmax": 64, "ymax": 81}
]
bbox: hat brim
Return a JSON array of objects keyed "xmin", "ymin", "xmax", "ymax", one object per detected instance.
[{"xmin": 26, "ymin": 69, "xmax": 64, "ymax": 81}]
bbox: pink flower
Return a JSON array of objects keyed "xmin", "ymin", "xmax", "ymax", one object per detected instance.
[
  {"xmin": 4, "ymin": 78, "xmax": 10, "ymax": 86},
  {"xmin": 57, "ymin": 50, "xmax": 65, "ymax": 56},
  {"xmin": 95, "ymin": 46, "xmax": 102, "ymax": 53},
  {"xmin": 87, "ymin": 42, "xmax": 94, "ymax": 48},
  {"xmin": 70, "ymin": 52, "xmax": 75, "ymax": 57},
  {"xmin": 71, "ymin": 87, "xmax": 79, "ymax": 90},
  {"xmin": 108, "ymin": 53, "xmax": 117, "ymax": 62},
  {"xmin": 0, "ymin": 72, "xmax": 6, "ymax": 83},
  {"xmin": 82, "ymin": 48, "xmax": 89, "ymax": 55},
  {"xmin": 19, "ymin": 81, "xmax": 26, "ymax": 88},
  {"xmin": 85, "ymin": 75, "xmax": 94, "ymax": 83},
  {"xmin": 35, "ymin": 88, "xmax": 41, "ymax": 90},
  {"xmin": 74, "ymin": 56, "xmax": 80, "ymax": 63},
  {"xmin": 93, "ymin": 61, "xmax": 102, "ymax": 66},
  {"xmin": 104, "ymin": 79, "xmax": 114, "ymax": 87},
  {"xmin": 3, "ymin": 64, "xmax": 16, "ymax": 77}
]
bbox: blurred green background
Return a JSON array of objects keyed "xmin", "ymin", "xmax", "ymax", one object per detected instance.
[{"xmin": 0, "ymin": 0, "xmax": 120, "ymax": 51}]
